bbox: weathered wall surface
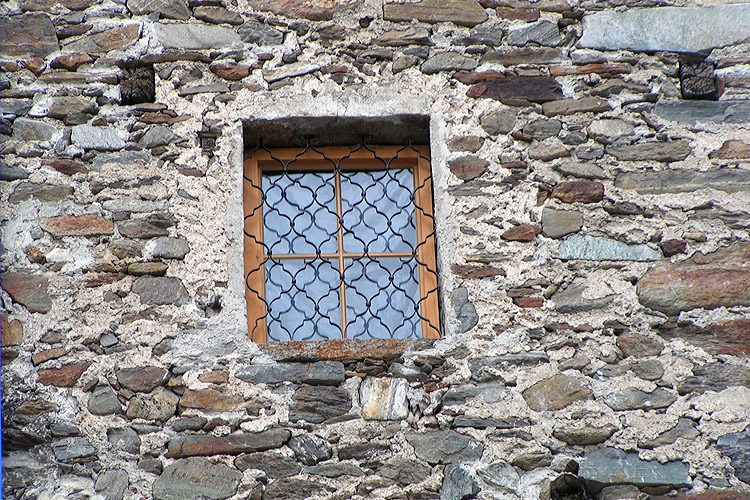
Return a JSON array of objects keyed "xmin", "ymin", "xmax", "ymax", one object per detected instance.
[{"xmin": 1, "ymin": 0, "xmax": 750, "ymax": 499}]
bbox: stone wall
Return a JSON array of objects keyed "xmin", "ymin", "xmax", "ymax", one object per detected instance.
[{"xmin": 1, "ymin": 0, "xmax": 750, "ymax": 499}]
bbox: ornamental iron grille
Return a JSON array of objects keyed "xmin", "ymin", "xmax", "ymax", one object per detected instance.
[{"xmin": 243, "ymin": 143, "xmax": 440, "ymax": 342}]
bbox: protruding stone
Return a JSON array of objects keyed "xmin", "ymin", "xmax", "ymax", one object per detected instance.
[
  {"xmin": 406, "ymin": 430, "xmax": 484, "ymax": 465},
  {"xmin": 637, "ymin": 243, "xmax": 750, "ymax": 315},
  {"xmin": 153, "ymin": 458, "xmax": 242, "ymax": 500},
  {"xmin": 12, "ymin": 118, "xmax": 62, "ymax": 142},
  {"xmin": 237, "ymin": 361, "xmax": 345, "ymax": 385},
  {"xmin": 9, "ymin": 183, "xmax": 71, "ymax": 204},
  {"xmin": 64, "ymin": 24, "xmax": 141, "ymax": 53},
  {"xmin": 501, "ymin": 224, "xmax": 541, "ymax": 242},
  {"xmin": 117, "ymin": 220, "xmax": 169, "ymax": 239},
  {"xmin": 469, "ymin": 75, "xmax": 563, "ymax": 106},
  {"xmin": 149, "ymin": 237, "xmax": 190, "ymax": 259},
  {"xmin": 507, "ymin": 20, "xmax": 562, "ymax": 47},
  {"xmin": 604, "ymin": 387, "xmax": 676, "ymax": 411},
  {"xmin": 88, "ymin": 386, "xmax": 123, "ymax": 416},
  {"xmin": 38, "ymin": 363, "xmax": 90, "ymax": 387},
  {"xmin": 153, "ymin": 22, "xmax": 242, "ymax": 50},
  {"xmin": 71, "ymin": 125, "xmax": 128, "ymax": 151},
  {"xmin": 452, "ymin": 287, "xmax": 478, "ymax": 333},
  {"xmin": 523, "ymin": 374, "xmax": 593, "ymax": 411},
  {"xmin": 262, "ymin": 479, "xmax": 332, "ymax": 500},
  {"xmin": 128, "ymin": 262, "xmax": 168, "ymax": 277},
  {"xmin": 448, "ymin": 156, "xmax": 489, "ymax": 181},
  {"xmin": 709, "ymin": 140, "xmax": 750, "ymax": 160},
  {"xmin": 234, "ymin": 452, "xmax": 301, "ymax": 478},
  {"xmin": 551, "ymin": 181, "xmax": 604, "ymax": 204},
  {"xmin": 126, "ymin": 387, "xmax": 178, "ymax": 421},
  {"xmin": 132, "ymin": 277, "xmax": 189, "ymax": 306},
  {"xmin": 553, "ymin": 424, "xmax": 618, "ymax": 446},
  {"xmin": 639, "ymin": 418, "xmax": 699, "ymax": 449},
  {"xmin": 541, "ymin": 208, "xmax": 582, "ymax": 239},
  {"xmin": 480, "ymin": 108, "xmax": 517, "ymax": 135},
  {"xmin": 51, "ymin": 437, "xmax": 97, "ymax": 462},
  {"xmin": 1, "ymin": 14, "xmax": 59, "ymax": 58},
  {"xmin": 421, "ymin": 52, "xmax": 477, "ymax": 74},
  {"xmin": 41, "ymin": 215, "xmax": 113, "ymax": 237},
  {"xmin": 542, "ymin": 97, "xmax": 611, "ymax": 117},
  {"xmin": 558, "ymin": 235, "xmax": 661, "ymax": 262},
  {"xmin": 116, "ymin": 366, "xmax": 169, "ymax": 393},
  {"xmin": 616, "ymin": 333, "xmax": 664, "ymax": 358},
  {"xmin": 659, "ymin": 319, "xmax": 750, "ymax": 357},
  {"xmin": 288, "ymin": 434, "xmax": 332, "ymax": 465},
  {"xmin": 442, "ymin": 464, "xmax": 480, "ymax": 500},
  {"xmin": 289, "ymin": 386, "xmax": 351, "ymax": 423},
  {"xmin": 374, "ymin": 27, "xmax": 433, "ymax": 46},
  {"xmin": 1, "ymin": 315, "xmax": 23, "ymax": 346},
  {"xmin": 578, "ymin": 447, "xmax": 691, "ymax": 494},
  {"xmin": 378, "ymin": 458, "xmax": 432, "ymax": 485},
  {"xmin": 193, "ymin": 6, "xmax": 243, "ymax": 25},
  {"xmin": 262, "ymin": 62, "xmax": 319, "ymax": 83},
  {"xmin": 587, "ymin": 119, "xmax": 634, "ymax": 144},
  {"xmin": 677, "ymin": 362, "xmax": 750, "ymax": 394},
  {"xmin": 238, "ymin": 20, "xmax": 284, "ymax": 45},
  {"xmin": 166, "ymin": 429, "xmax": 291, "ymax": 458},
  {"xmin": 360, "ymin": 377, "xmax": 409, "ymax": 420},
  {"xmin": 2, "ymin": 273, "xmax": 52, "ymax": 313},
  {"xmin": 243, "ymin": 0, "xmax": 362, "ymax": 21},
  {"xmin": 383, "ymin": 0, "xmax": 489, "ymax": 27},
  {"xmin": 127, "ymin": 0, "xmax": 190, "ymax": 19},
  {"xmin": 716, "ymin": 427, "xmax": 750, "ymax": 484},
  {"xmin": 138, "ymin": 126, "xmax": 178, "ymax": 148}
]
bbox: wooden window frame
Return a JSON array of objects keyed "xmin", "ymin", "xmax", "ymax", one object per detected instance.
[{"xmin": 243, "ymin": 145, "xmax": 440, "ymax": 343}]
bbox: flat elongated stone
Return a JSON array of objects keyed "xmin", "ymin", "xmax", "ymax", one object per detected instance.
[
  {"xmin": 558, "ymin": 235, "xmax": 661, "ymax": 262},
  {"xmin": 421, "ymin": 52, "xmax": 477, "ymax": 74},
  {"xmin": 469, "ymin": 75, "xmax": 563, "ymax": 105},
  {"xmin": 716, "ymin": 427, "xmax": 750, "ymax": 484},
  {"xmin": 166, "ymin": 429, "xmax": 291, "ymax": 458},
  {"xmin": 262, "ymin": 62, "xmax": 319, "ymax": 83},
  {"xmin": 677, "ymin": 363, "xmax": 750, "ymax": 395},
  {"xmin": 604, "ymin": 387, "xmax": 676, "ymax": 411},
  {"xmin": 1, "ymin": 14, "xmax": 59, "ymax": 58},
  {"xmin": 551, "ymin": 279, "xmax": 614, "ymax": 313},
  {"xmin": 245, "ymin": 0, "xmax": 362, "ymax": 21},
  {"xmin": 542, "ymin": 208, "xmax": 582, "ymax": 239},
  {"xmin": 179, "ymin": 389, "xmax": 247, "ymax": 411},
  {"xmin": 406, "ymin": 430, "xmax": 484, "ymax": 465},
  {"xmin": 502, "ymin": 224, "xmax": 541, "ymax": 242},
  {"xmin": 10, "ymin": 183, "xmax": 72, "ymax": 204},
  {"xmin": 482, "ymin": 47, "xmax": 565, "ymax": 65},
  {"xmin": 375, "ymin": 27, "xmax": 433, "ymax": 46},
  {"xmin": 288, "ymin": 434, "xmax": 332, "ymax": 465},
  {"xmin": 2, "ymin": 273, "xmax": 52, "ymax": 313},
  {"xmin": 578, "ymin": 448, "xmax": 691, "ymax": 494},
  {"xmin": 384, "ymin": 0, "xmax": 488, "ymax": 27},
  {"xmin": 579, "ymin": 5, "xmax": 750, "ymax": 53},
  {"xmin": 234, "ymin": 452, "xmax": 301, "ymax": 478},
  {"xmin": 615, "ymin": 168, "xmax": 750, "ymax": 194},
  {"xmin": 51, "ymin": 437, "xmax": 96, "ymax": 462},
  {"xmin": 542, "ymin": 97, "xmax": 611, "ymax": 117},
  {"xmin": 710, "ymin": 140, "xmax": 750, "ymax": 159},
  {"xmin": 41, "ymin": 215, "xmax": 113, "ymax": 237},
  {"xmin": 637, "ymin": 243, "xmax": 750, "ymax": 315},
  {"xmin": 128, "ymin": 0, "xmax": 191, "ymax": 20},
  {"xmin": 360, "ymin": 377, "xmax": 409, "ymax": 420},
  {"xmin": 153, "ymin": 23, "xmax": 241, "ymax": 50},
  {"xmin": 551, "ymin": 181, "xmax": 603, "ymax": 203},
  {"xmin": 553, "ymin": 424, "xmax": 618, "ymax": 446},
  {"xmin": 38, "ymin": 363, "xmax": 90, "ymax": 387},
  {"xmin": 12, "ymin": 118, "xmax": 62, "ymax": 142},
  {"xmin": 639, "ymin": 418, "xmax": 699, "ymax": 449},
  {"xmin": 238, "ymin": 20, "xmax": 284, "ymax": 44},
  {"xmin": 659, "ymin": 319, "xmax": 750, "ymax": 356},
  {"xmin": 153, "ymin": 458, "xmax": 241, "ymax": 500},
  {"xmin": 65, "ymin": 24, "xmax": 140, "ymax": 53},
  {"xmin": 237, "ymin": 361, "xmax": 345, "ymax": 385},
  {"xmin": 507, "ymin": 20, "xmax": 562, "ymax": 47},
  {"xmin": 523, "ymin": 374, "xmax": 593, "ymax": 411},
  {"xmin": 607, "ymin": 141, "xmax": 691, "ymax": 162}
]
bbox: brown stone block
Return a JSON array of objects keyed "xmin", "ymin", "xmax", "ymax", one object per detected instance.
[
  {"xmin": 513, "ymin": 297, "xmax": 544, "ymax": 308},
  {"xmin": 37, "ymin": 363, "xmax": 90, "ymax": 387},
  {"xmin": 549, "ymin": 63, "xmax": 630, "ymax": 76},
  {"xmin": 469, "ymin": 75, "xmax": 563, "ymax": 105},
  {"xmin": 451, "ymin": 264, "xmax": 506, "ymax": 278},
  {"xmin": 448, "ymin": 156, "xmax": 489, "ymax": 181},
  {"xmin": 659, "ymin": 319, "xmax": 750, "ymax": 356},
  {"xmin": 501, "ymin": 224, "xmax": 541, "ymax": 242},
  {"xmin": 384, "ymin": 0, "xmax": 488, "ymax": 27},
  {"xmin": 542, "ymin": 97, "xmax": 611, "ymax": 117},
  {"xmin": 1, "ymin": 315, "xmax": 23, "ymax": 346},
  {"xmin": 496, "ymin": 6, "xmax": 539, "ymax": 21},
  {"xmin": 166, "ymin": 429, "xmax": 291, "ymax": 458},
  {"xmin": 523, "ymin": 374, "xmax": 593, "ymax": 411},
  {"xmin": 41, "ymin": 214, "xmax": 114, "ymax": 237},
  {"xmin": 210, "ymin": 61, "xmax": 250, "ymax": 81},
  {"xmin": 709, "ymin": 140, "xmax": 750, "ymax": 159},
  {"xmin": 1, "ymin": 13, "xmax": 59, "ymax": 58},
  {"xmin": 42, "ymin": 159, "xmax": 89, "ymax": 176},
  {"xmin": 31, "ymin": 347, "xmax": 67, "ymax": 366},
  {"xmin": 247, "ymin": 0, "xmax": 362, "ymax": 21},
  {"xmin": 551, "ymin": 181, "xmax": 604, "ymax": 203},
  {"xmin": 637, "ymin": 243, "xmax": 750, "ymax": 315},
  {"xmin": 179, "ymin": 388, "xmax": 245, "ymax": 411},
  {"xmin": 1, "ymin": 272, "xmax": 52, "ymax": 313},
  {"xmin": 50, "ymin": 53, "xmax": 95, "ymax": 71},
  {"xmin": 64, "ymin": 24, "xmax": 141, "ymax": 53}
]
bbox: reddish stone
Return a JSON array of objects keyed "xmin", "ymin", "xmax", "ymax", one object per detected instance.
[
  {"xmin": 2, "ymin": 14, "xmax": 60, "ymax": 58},
  {"xmin": 248, "ymin": 0, "xmax": 363, "ymax": 21},
  {"xmin": 210, "ymin": 62, "xmax": 250, "ymax": 81},
  {"xmin": 514, "ymin": 297, "xmax": 544, "ymax": 308},
  {"xmin": 549, "ymin": 63, "xmax": 630, "ymax": 77},
  {"xmin": 709, "ymin": 140, "xmax": 750, "ymax": 159},
  {"xmin": 25, "ymin": 246, "xmax": 45, "ymax": 264},
  {"xmin": 659, "ymin": 319, "xmax": 750, "ymax": 356},
  {"xmin": 0, "ymin": 61, "xmax": 20, "ymax": 72},
  {"xmin": 37, "ymin": 363, "xmax": 90, "ymax": 387},
  {"xmin": 56, "ymin": 23, "xmax": 93, "ymax": 40},
  {"xmin": 661, "ymin": 239, "xmax": 687, "ymax": 257},
  {"xmin": 64, "ymin": 23, "xmax": 140, "ymax": 53},
  {"xmin": 496, "ymin": 6, "xmax": 540, "ymax": 21},
  {"xmin": 1, "ymin": 272, "xmax": 52, "ymax": 313},
  {"xmin": 198, "ymin": 371, "xmax": 229, "ymax": 384},
  {"xmin": 193, "ymin": 6, "xmax": 243, "ymax": 25},
  {"xmin": 542, "ymin": 97, "xmax": 612, "ymax": 117},
  {"xmin": 501, "ymin": 224, "xmax": 541, "ymax": 242},
  {"xmin": 41, "ymin": 214, "xmax": 114, "ymax": 237},
  {"xmin": 448, "ymin": 156, "xmax": 489, "ymax": 181},
  {"xmin": 383, "ymin": 0, "xmax": 488, "ymax": 27},
  {"xmin": 32, "ymin": 347, "xmax": 67, "ymax": 366},
  {"xmin": 42, "ymin": 159, "xmax": 88, "ymax": 176},
  {"xmin": 453, "ymin": 70, "xmax": 505, "ymax": 85},
  {"xmin": 468, "ymin": 75, "xmax": 563, "ymax": 106},
  {"xmin": 84, "ymin": 273, "xmax": 124, "ymax": 288},
  {"xmin": 127, "ymin": 262, "xmax": 168, "ymax": 277},
  {"xmin": 637, "ymin": 242, "xmax": 750, "ymax": 315},
  {"xmin": 261, "ymin": 338, "xmax": 435, "ymax": 362},
  {"xmin": 179, "ymin": 388, "xmax": 245, "ymax": 411},
  {"xmin": 451, "ymin": 264, "xmax": 506, "ymax": 278},
  {"xmin": 50, "ymin": 53, "xmax": 94, "ymax": 71},
  {"xmin": 502, "ymin": 161, "xmax": 527, "ymax": 169},
  {"xmin": 1, "ymin": 315, "xmax": 23, "ymax": 346},
  {"xmin": 22, "ymin": 56, "xmax": 46, "ymax": 75},
  {"xmin": 551, "ymin": 181, "xmax": 604, "ymax": 203},
  {"xmin": 616, "ymin": 333, "xmax": 664, "ymax": 358},
  {"xmin": 166, "ymin": 429, "xmax": 291, "ymax": 458}
]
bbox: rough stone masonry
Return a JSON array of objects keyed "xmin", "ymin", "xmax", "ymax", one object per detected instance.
[{"xmin": 1, "ymin": 0, "xmax": 750, "ymax": 499}]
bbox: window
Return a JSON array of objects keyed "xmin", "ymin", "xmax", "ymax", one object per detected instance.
[{"xmin": 243, "ymin": 144, "xmax": 440, "ymax": 342}]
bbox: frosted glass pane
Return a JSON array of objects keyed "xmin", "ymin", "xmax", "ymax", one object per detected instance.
[
  {"xmin": 265, "ymin": 259, "xmax": 341, "ymax": 341},
  {"xmin": 263, "ymin": 172, "xmax": 338, "ymax": 255},
  {"xmin": 344, "ymin": 257, "xmax": 420, "ymax": 339}
]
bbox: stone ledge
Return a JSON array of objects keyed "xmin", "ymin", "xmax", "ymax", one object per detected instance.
[{"xmin": 259, "ymin": 338, "xmax": 437, "ymax": 362}]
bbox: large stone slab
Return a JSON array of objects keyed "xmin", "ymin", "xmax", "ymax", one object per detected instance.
[
  {"xmin": 153, "ymin": 23, "xmax": 241, "ymax": 50},
  {"xmin": 578, "ymin": 448, "xmax": 691, "ymax": 494},
  {"xmin": 677, "ymin": 362, "xmax": 750, "ymax": 395},
  {"xmin": 126, "ymin": 387, "xmax": 178, "ymax": 421},
  {"xmin": 658, "ymin": 319, "xmax": 750, "ymax": 356},
  {"xmin": 2, "ymin": 273, "xmax": 52, "ymax": 313},
  {"xmin": 237, "ymin": 361, "xmax": 344, "ymax": 385},
  {"xmin": 127, "ymin": 0, "xmax": 191, "ymax": 20},
  {"xmin": 468, "ymin": 75, "xmax": 563, "ymax": 106},
  {"xmin": 579, "ymin": 5, "xmax": 750, "ymax": 53},
  {"xmin": 41, "ymin": 215, "xmax": 114, "ymax": 237},
  {"xmin": 522, "ymin": 374, "xmax": 593, "ymax": 411},
  {"xmin": 71, "ymin": 125, "xmax": 128, "ymax": 151},
  {"xmin": 166, "ymin": 429, "xmax": 290, "ymax": 458},
  {"xmin": 116, "ymin": 366, "xmax": 169, "ymax": 393},
  {"xmin": 153, "ymin": 458, "xmax": 242, "ymax": 500},
  {"xmin": 406, "ymin": 430, "xmax": 484, "ymax": 465},
  {"xmin": 12, "ymin": 118, "xmax": 62, "ymax": 143},
  {"xmin": 289, "ymin": 386, "xmax": 351, "ymax": 423},
  {"xmin": 655, "ymin": 100, "xmax": 750, "ymax": 125},
  {"xmin": 637, "ymin": 243, "xmax": 750, "ymax": 315},
  {"xmin": 360, "ymin": 377, "xmax": 409, "ymax": 420},
  {"xmin": 604, "ymin": 387, "xmax": 676, "ymax": 411},
  {"xmin": 246, "ymin": 0, "xmax": 362, "ymax": 21},
  {"xmin": 1, "ymin": 14, "xmax": 59, "ymax": 58},
  {"xmin": 716, "ymin": 427, "xmax": 750, "ymax": 484},
  {"xmin": 384, "ymin": 0, "xmax": 488, "ymax": 27},
  {"xmin": 558, "ymin": 235, "xmax": 661, "ymax": 261},
  {"xmin": 606, "ymin": 141, "xmax": 691, "ymax": 162},
  {"xmin": 131, "ymin": 277, "xmax": 189, "ymax": 306},
  {"xmin": 65, "ymin": 24, "xmax": 140, "ymax": 53},
  {"xmin": 615, "ymin": 168, "xmax": 750, "ymax": 194}
]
